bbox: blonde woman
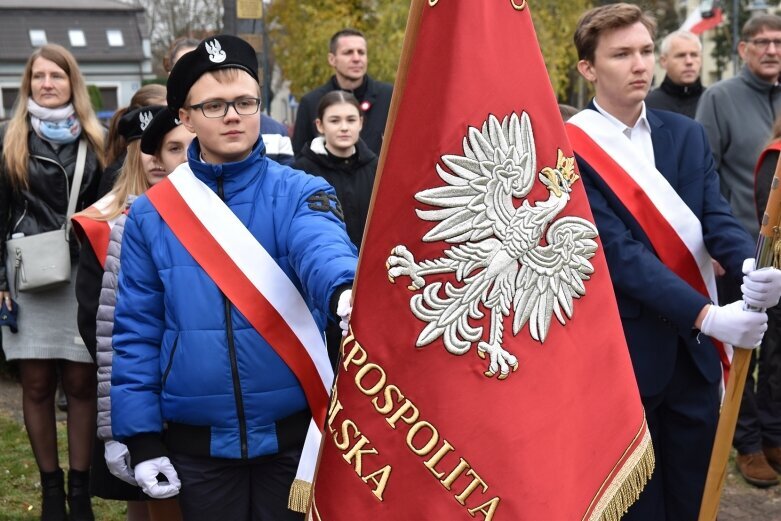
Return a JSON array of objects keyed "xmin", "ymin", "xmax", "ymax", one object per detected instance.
[{"xmin": 0, "ymin": 44, "xmax": 106, "ymax": 521}]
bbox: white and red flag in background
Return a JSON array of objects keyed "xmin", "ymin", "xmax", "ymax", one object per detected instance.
[
  {"xmin": 681, "ymin": 6, "xmax": 724, "ymax": 34},
  {"xmin": 311, "ymin": 1, "xmax": 653, "ymax": 519}
]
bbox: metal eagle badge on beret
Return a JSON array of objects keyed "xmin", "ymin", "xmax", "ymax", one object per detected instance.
[
  {"xmin": 205, "ymin": 39, "xmax": 227, "ymax": 63},
  {"xmin": 119, "ymin": 105, "xmax": 165, "ymax": 142},
  {"xmin": 140, "ymin": 107, "xmax": 184, "ymax": 154},
  {"xmin": 386, "ymin": 111, "xmax": 599, "ymax": 380}
]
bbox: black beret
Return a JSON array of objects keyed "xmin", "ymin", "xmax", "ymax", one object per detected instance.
[
  {"xmin": 167, "ymin": 35, "xmax": 259, "ymax": 111},
  {"xmin": 118, "ymin": 105, "xmax": 166, "ymax": 142},
  {"xmin": 140, "ymin": 107, "xmax": 183, "ymax": 155}
]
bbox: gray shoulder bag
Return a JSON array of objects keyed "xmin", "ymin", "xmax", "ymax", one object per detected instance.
[{"xmin": 6, "ymin": 139, "xmax": 87, "ymax": 294}]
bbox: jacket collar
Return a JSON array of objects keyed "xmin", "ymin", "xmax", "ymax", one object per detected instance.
[
  {"xmin": 28, "ymin": 128, "xmax": 70, "ymax": 160},
  {"xmin": 310, "ymin": 136, "xmax": 330, "ymax": 155},
  {"xmin": 186, "ymin": 136, "xmax": 268, "ymax": 198},
  {"xmin": 740, "ymin": 65, "xmax": 779, "ymax": 93},
  {"xmin": 659, "ymin": 75, "xmax": 704, "ymax": 98},
  {"xmin": 303, "ymin": 136, "xmax": 376, "ymax": 170},
  {"xmin": 329, "ymin": 75, "xmax": 373, "ymax": 102}
]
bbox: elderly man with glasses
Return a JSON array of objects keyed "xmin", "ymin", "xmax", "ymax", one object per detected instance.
[{"xmin": 696, "ymin": 13, "xmax": 781, "ymax": 488}]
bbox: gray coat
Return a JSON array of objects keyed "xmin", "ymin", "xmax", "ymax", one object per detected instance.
[
  {"xmin": 695, "ymin": 67, "xmax": 781, "ymax": 238},
  {"xmin": 95, "ymin": 212, "xmax": 128, "ymax": 441}
]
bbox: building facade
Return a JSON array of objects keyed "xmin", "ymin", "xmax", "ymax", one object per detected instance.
[{"xmin": 0, "ymin": 0, "xmax": 154, "ymax": 119}]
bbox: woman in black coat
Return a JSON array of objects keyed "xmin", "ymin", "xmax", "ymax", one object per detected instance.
[
  {"xmin": 0, "ymin": 44, "xmax": 106, "ymax": 521},
  {"xmin": 293, "ymin": 91, "xmax": 377, "ymax": 251}
]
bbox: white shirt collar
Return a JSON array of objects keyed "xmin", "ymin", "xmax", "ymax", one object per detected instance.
[
  {"xmin": 593, "ymin": 99, "xmax": 651, "ymax": 136},
  {"xmin": 593, "ymin": 98, "xmax": 655, "ymax": 167}
]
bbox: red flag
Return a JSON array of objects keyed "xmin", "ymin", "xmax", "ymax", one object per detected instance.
[{"xmin": 311, "ymin": 2, "xmax": 653, "ymax": 519}]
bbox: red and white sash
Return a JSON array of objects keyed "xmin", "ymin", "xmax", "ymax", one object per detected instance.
[
  {"xmin": 71, "ymin": 194, "xmax": 118, "ymax": 266},
  {"xmin": 566, "ymin": 110, "xmax": 732, "ymax": 377},
  {"xmin": 146, "ymin": 165, "xmax": 333, "ymax": 506}
]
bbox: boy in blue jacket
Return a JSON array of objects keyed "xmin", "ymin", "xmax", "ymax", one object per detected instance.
[{"xmin": 110, "ymin": 35, "xmax": 357, "ymax": 520}]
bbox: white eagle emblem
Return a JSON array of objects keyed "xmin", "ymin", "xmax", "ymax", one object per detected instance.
[
  {"xmin": 139, "ymin": 110, "xmax": 152, "ymax": 130},
  {"xmin": 205, "ymin": 39, "xmax": 226, "ymax": 63},
  {"xmin": 386, "ymin": 111, "xmax": 599, "ymax": 379}
]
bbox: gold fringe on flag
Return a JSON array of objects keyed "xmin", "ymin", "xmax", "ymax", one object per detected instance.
[
  {"xmin": 288, "ymin": 478, "xmax": 312, "ymax": 514},
  {"xmin": 585, "ymin": 423, "xmax": 656, "ymax": 521}
]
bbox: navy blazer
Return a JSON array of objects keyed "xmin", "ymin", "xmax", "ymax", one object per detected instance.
[{"xmin": 575, "ymin": 105, "xmax": 754, "ymax": 397}]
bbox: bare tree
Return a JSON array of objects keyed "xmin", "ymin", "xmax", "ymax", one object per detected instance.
[{"xmin": 118, "ymin": 0, "xmax": 223, "ymax": 74}]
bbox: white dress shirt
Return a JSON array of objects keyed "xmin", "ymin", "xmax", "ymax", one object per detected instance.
[{"xmin": 593, "ymin": 99, "xmax": 656, "ymax": 168}]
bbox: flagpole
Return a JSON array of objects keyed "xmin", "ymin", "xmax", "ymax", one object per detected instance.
[{"xmin": 698, "ymin": 153, "xmax": 781, "ymax": 521}]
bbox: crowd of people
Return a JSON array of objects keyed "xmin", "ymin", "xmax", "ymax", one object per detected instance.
[{"xmin": 0, "ymin": 5, "xmax": 781, "ymax": 521}]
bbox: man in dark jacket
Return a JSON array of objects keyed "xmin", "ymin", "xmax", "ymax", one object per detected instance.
[
  {"xmin": 568, "ymin": 4, "xmax": 779, "ymax": 518},
  {"xmin": 292, "ymin": 28, "xmax": 393, "ymax": 157},
  {"xmin": 696, "ymin": 14, "xmax": 781, "ymax": 487},
  {"xmin": 645, "ymin": 30, "xmax": 705, "ymax": 118}
]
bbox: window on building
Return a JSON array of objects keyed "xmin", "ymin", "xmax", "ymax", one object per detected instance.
[
  {"xmin": 99, "ymin": 87, "xmax": 118, "ymax": 111},
  {"xmin": 68, "ymin": 30, "xmax": 86, "ymax": 47},
  {"xmin": 106, "ymin": 30, "xmax": 124, "ymax": 47},
  {"xmin": 29, "ymin": 30, "xmax": 47, "ymax": 47}
]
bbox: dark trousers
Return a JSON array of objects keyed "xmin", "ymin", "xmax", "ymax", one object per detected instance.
[
  {"xmin": 734, "ymin": 304, "xmax": 781, "ymax": 453},
  {"xmin": 169, "ymin": 447, "xmax": 305, "ymax": 521},
  {"xmin": 623, "ymin": 344, "xmax": 720, "ymax": 521}
]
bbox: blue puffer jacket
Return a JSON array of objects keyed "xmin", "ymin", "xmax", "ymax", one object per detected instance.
[{"xmin": 111, "ymin": 138, "xmax": 357, "ymax": 464}]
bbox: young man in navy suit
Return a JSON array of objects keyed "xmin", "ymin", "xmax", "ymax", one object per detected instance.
[{"xmin": 566, "ymin": 4, "xmax": 781, "ymax": 519}]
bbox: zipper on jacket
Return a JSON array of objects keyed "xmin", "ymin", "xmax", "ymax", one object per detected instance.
[
  {"xmin": 161, "ymin": 336, "xmax": 180, "ymax": 387},
  {"xmin": 11, "ymin": 200, "xmax": 28, "ymax": 234},
  {"xmin": 217, "ymin": 176, "xmax": 249, "ymax": 459}
]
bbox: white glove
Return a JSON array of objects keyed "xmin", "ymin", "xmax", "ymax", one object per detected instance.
[
  {"xmin": 104, "ymin": 440, "xmax": 137, "ymax": 485},
  {"xmin": 133, "ymin": 456, "xmax": 181, "ymax": 499},
  {"xmin": 337, "ymin": 289, "xmax": 353, "ymax": 337},
  {"xmin": 700, "ymin": 301, "xmax": 768, "ymax": 348},
  {"xmin": 742, "ymin": 258, "xmax": 781, "ymax": 309}
]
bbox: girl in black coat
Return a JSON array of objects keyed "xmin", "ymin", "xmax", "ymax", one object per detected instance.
[
  {"xmin": 293, "ymin": 91, "xmax": 377, "ymax": 251},
  {"xmin": 293, "ymin": 91, "xmax": 377, "ymax": 364}
]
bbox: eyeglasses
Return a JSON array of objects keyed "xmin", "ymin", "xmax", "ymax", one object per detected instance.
[
  {"xmin": 187, "ymin": 97, "xmax": 261, "ymax": 118},
  {"xmin": 749, "ymin": 38, "xmax": 781, "ymax": 51}
]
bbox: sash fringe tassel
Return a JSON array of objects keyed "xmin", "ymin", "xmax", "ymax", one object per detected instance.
[{"xmin": 288, "ymin": 478, "xmax": 312, "ymax": 514}]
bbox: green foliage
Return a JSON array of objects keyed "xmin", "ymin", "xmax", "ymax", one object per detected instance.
[
  {"xmin": 266, "ymin": 0, "xmax": 407, "ymax": 98},
  {"xmin": 86, "ymin": 85, "xmax": 103, "ymax": 112},
  {"xmin": 711, "ymin": 4, "xmax": 751, "ymax": 81},
  {"xmin": 532, "ymin": 0, "xmax": 595, "ymax": 101},
  {"xmin": 711, "ymin": 24, "xmax": 733, "ymax": 79},
  {"xmin": 366, "ymin": 1, "xmax": 409, "ymax": 85}
]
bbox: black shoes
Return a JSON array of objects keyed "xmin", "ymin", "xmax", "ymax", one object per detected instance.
[
  {"xmin": 66, "ymin": 469, "xmax": 94, "ymax": 521},
  {"xmin": 40, "ymin": 468, "xmax": 67, "ymax": 521}
]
